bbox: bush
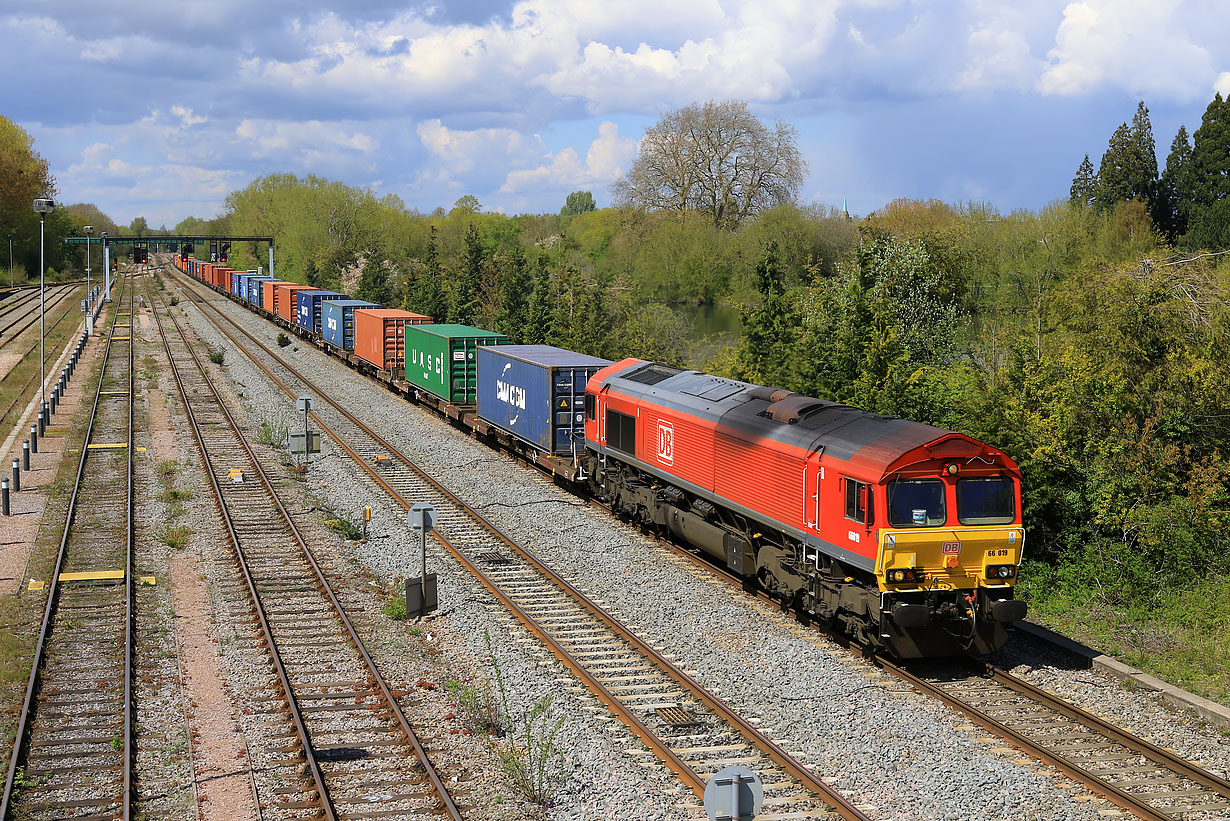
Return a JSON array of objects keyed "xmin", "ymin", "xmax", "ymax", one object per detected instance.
[
  {"xmin": 485, "ymin": 631, "xmax": 567, "ymax": 804},
  {"xmin": 169, "ymin": 296, "xmax": 178, "ymax": 306},
  {"xmin": 255, "ymin": 418, "xmax": 288, "ymax": 447},
  {"xmin": 445, "ymin": 678, "xmax": 504, "ymax": 735},
  {"xmin": 324, "ymin": 508, "xmax": 364, "ymax": 541},
  {"xmin": 277, "ymin": 333, "xmax": 291, "ymax": 348},
  {"xmin": 208, "ymin": 350, "xmax": 224, "ymax": 365}
]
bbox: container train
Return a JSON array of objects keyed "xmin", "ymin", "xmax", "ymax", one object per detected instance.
[{"xmin": 171, "ymin": 254, "xmax": 1027, "ymax": 658}]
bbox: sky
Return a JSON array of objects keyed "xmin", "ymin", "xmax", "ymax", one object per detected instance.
[{"xmin": 3, "ymin": 0, "xmax": 1230, "ymax": 228}]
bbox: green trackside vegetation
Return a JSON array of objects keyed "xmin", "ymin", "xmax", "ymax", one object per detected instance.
[{"xmin": 20, "ymin": 93, "xmax": 1229, "ymax": 704}]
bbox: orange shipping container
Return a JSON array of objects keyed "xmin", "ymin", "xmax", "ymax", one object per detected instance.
[
  {"xmin": 214, "ymin": 266, "xmax": 233, "ymax": 290},
  {"xmin": 260, "ymin": 280, "xmax": 292, "ymax": 314},
  {"xmin": 274, "ymin": 283, "xmax": 313, "ymax": 322},
  {"xmin": 353, "ymin": 308, "xmax": 433, "ymax": 371}
]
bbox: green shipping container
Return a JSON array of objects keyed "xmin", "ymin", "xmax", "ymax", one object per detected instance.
[{"xmin": 404, "ymin": 324, "xmax": 510, "ymax": 404}]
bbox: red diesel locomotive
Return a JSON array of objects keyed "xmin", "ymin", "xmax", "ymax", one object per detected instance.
[{"xmin": 583, "ymin": 359, "xmax": 1026, "ymax": 658}]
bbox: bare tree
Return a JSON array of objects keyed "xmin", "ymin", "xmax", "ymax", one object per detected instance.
[{"xmin": 612, "ymin": 100, "xmax": 807, "ymax": 229}]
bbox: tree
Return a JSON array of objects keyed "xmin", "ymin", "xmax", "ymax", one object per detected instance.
[
  {"xmin": 496, "ymin": 245, "xmax": 532, "ymax": 341},
  {"xmin": 451, "ymin": 223, "xmax": 485, "ymax": 325},
  {"xmin": 1152, "ymin": 126, "xmax": 1194, "ymax": 238},
  {"xmin": 523, "ymin": 257, "xmax": 554, "ymax": 345},
  {"xmin": 451, "ymin": 194, "xmax": 481, "ymax": 215},
  {"xmin": 560, "ymin": 191, "xmax": 596, "ymax": 216},
  {"xmin": 129, "ymin": 216, "xmax": 148, "ymax": 236},
  {"xmin": 1188, "ymin": 93, "xmax": 1230, "ymax": 209},
  {"xmin": 732, "ymin": 241, "xmax": 799, "ymax": 388},
  {"xmin": 1070, "ymin": 155, "xmax": 1098, "ymax": 208},
  {"xmin": 1095, "ymin": 102, "xmax": 1157, "ymax": 210},
  {"xmin": 0, "ymin": 116, "xmax": 55, "ymax": 224},
  {"xmin": 408, "ymin": 225, "xmax": 448, "ymax": 321},
  {"xmin": 355, "ymin": 256, "xmax": 395, "ymax": 305},
  {"xmin": 611, "ymin": 100, "xmax": 807, "ymax": 229}
]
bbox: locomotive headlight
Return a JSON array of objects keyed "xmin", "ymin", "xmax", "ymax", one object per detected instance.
[
  {"xmin": 985, "ymin": 564, "xmax": 1016, "ymax": 580},
  {"xmin": 888, "ymin": 568, "xmax": 923, "ymax": 584}
]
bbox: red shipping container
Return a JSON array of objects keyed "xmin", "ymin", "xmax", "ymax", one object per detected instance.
[
  {"xmin": 353, "ymin": 308, "xmax": 432, "ymax": 371},
  {"xmin": 274, "ymin": 283, "xmax": 313, "ymax": 322}
]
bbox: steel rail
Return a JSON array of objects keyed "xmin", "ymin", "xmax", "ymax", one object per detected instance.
[
  {"xmin": 149, "ymin": 288, "xmax": 462, "ymax": 821},
  {"xmin": 170, "ymin": 266, "xmax": 870, "ymax": 820},
  {"xmin": 0, "ymin": 286, "xmax": 94, "ymax": 428},
  {"xmin": 0, "ymin": 284, "xmax": 77, "ymax": 343},
  {"xmin": 875, "ymin": 656, "xmax": 1230, "ymax": 821},
  {"xmin": 0, "ymin": 275, "xmax": 134, "ymax": 821}
]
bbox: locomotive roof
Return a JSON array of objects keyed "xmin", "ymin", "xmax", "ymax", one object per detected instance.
[{"xmin": 597, "ymin": 360, "xmax": 1013, "ymax": 479}]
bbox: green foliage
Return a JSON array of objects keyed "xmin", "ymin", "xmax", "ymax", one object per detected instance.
[
  {"xmin": 1188, "ymin": 92, "xmax": 1230, "ymax": 210},
  {"xmin": 1069, "ymin": 154, "xmax": 1097, "ymax": 208},
  {"xmin": 560, "ymin": 190, "xmax": 596, "ymax": 216},
  {"xmin": 445, "ymin": 678, "xmax": 504, "ymax": 735},
  {"xmin": 323, "ymin": 507, "xmax": 364, "ymax": 541},
  {"xmin": 208, "ymin": 350, "xmax": 224, "ymax": 365},
  {"xmin": 157, "ymin": 523, "xmax": 193, "ymax": 549},
  {"xmin": 255, "ymin": 417, "xmax": 288, "ymax": 446},
  {"xmin": 484, "ymin": 631, "xmax": 567, "ymax": 805},
  {"xmin": 1095, "ymin": 102, "xmax": 1158, "ymax": 211},
  {"xmin": 381, "ymin": 594, "xmax": 407, "ymax": 621},
  {"xmin": 276, "ymin": 332, "xmax": 291, "ymax": 348}
]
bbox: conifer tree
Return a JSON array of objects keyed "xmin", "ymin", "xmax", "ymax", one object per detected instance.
[
  {"xmin": 1153, "ymin": 126, "xmax": 1193, "ymax": 238},
  {"xmin": 408, "ymin": 225, "xmax": 447, "ymax": 322},
  {"xmin": 451, "ymin": 223, "xmax": 484, "ymax": 326},
  {"xmin": 1070, "ymin": 154, "xmax": 1098, "ymax": 208},
  {"xmin": 1189, "ymin": 93, "xmax": 1230, "ymax": 208},
  {"xmin": 355, "ymin": 256, "xmax": 394, "ymax": 306},
  {"xmin": 1095, "ymin": 103, "xmax": 1157, "ymax": 211},
  {"xmin": 496, "ymin": 245, "xmax": 532, "ymax": 342},
  {"xmin": 523, "ymin": 257, "xmax": 554, "ymax": 345},
  {"xmin": 733, "ymin": 240, "xmax": 799, "ymax": 388}
]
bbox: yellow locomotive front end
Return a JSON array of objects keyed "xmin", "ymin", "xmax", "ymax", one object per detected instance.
[{"xmin": 872, "ymin": 468, "xmax": 1027, "ymax": 657}]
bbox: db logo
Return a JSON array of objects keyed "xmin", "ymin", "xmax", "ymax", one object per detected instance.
[
  {"xmin": 941, "ymin": 541, "xmax": 961, "ymax": 555},
  {"xmin": 656, "ymin": 421, "xmax": 674, "ymax": 465}
]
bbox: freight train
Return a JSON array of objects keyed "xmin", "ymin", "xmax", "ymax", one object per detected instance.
[{"xmin": 170, "ymin": 255, "xmax": 1027, "ymax": 658}]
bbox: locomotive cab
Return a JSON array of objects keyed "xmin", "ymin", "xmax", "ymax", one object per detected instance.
[{"xmin": 871, "ymin": 437, "xmax": 1026, "ymax": 657}]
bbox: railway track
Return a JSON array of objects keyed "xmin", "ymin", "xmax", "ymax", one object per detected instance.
[
  {"xmin": 168, "ymin": 266, "xmax": 870, "ymax": 820},
  {"xmin": 0, "ymin": 284, "xmax": 92, "ymax": 431},
  {"xmin": 0, "ymin": 283, "xmax": 79, "ymax": 345},
  {"xmin": 1, "ymin": 276, "xmax": 134, "ymax": 821},
  {"xmin": 147, "ymin": 285, "xmax": 463, "ymax": 821},
  {"xmin": 879, "ymin": 658, "xmax": 1230, "ymax": 821}
]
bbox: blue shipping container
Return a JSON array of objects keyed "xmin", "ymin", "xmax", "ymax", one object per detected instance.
[
  {"xmin": 476, "ymin": 345, "xmax": 611, "ymax": 455},
  {"xmin": 296, "ymin": 289, "xmax": 342, "ymax": 334},
  {"xmin": 321, "ymin": 299, "xmax": 374, "ymax": 350},
  {"xmin": 245, "ymin": 275, "xmax": 272, "ymax": 307},
  {"xmin": 230, "ymin": 272, "xmax": 243, "ymax": 296}
]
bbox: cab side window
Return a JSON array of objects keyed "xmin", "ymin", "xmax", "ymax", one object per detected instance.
[
  {"xmin": 844, "ymin": 478, "xmax": 871, "ymax": 523},
  {"xmin": 584, "ymin": 393, "xmax": 595, "ymax": 421}
]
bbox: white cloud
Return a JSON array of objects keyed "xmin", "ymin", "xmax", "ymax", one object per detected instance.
[
  {"xmin": 171, "ymin": 106, "xmax": 206, "ymax": 128},
  {"xmin": 1215, "ymin": 72, "xmax": 1230, "ymax": 98},
  {"xmin": 417, "ymin": 119, "xmax": 529, "ymax": 173},
  {"xmin": 955, "ymin": 26, "xmax": 1044, "ymax": 91},
  {"xmin": 1037, "ymin": 0, "xmax": 1217, "ymax": 98},
  {"xmin": 236, "ymin": 119, "xmax": 378, "ymax": 159},
  {"xmin": 501, "ymin": 121, "xmax": 635, "ymax": 193}
]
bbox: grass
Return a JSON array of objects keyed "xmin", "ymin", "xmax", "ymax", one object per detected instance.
[
  {"xmin": 381, "ymin": 594, "xmax": 407, "ymax": 621},
  {"xmin": 1019, "ymin": 561, "xmax": 1230, "ymax": 705},
  {"xmin": 156, "ymin": 524, "xmax": 194, "ymax": 549},
  {"xmin": 158, "ymin": 487, "xmax": 191, "ymax": 505},
  {"xmin": 255, "ymin": 417, "xmax": 288, "ymax": 447},
  {"xmin": 276, "ymin": 333, "xmax": 291, "ymax": 348},
  {"xmin": 208, "ymin": 350, "xmax": 224, "ymax": 365},
  {"xmin": 323, "ymin": 508, "xmax": 365, "ymax": 541}
]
